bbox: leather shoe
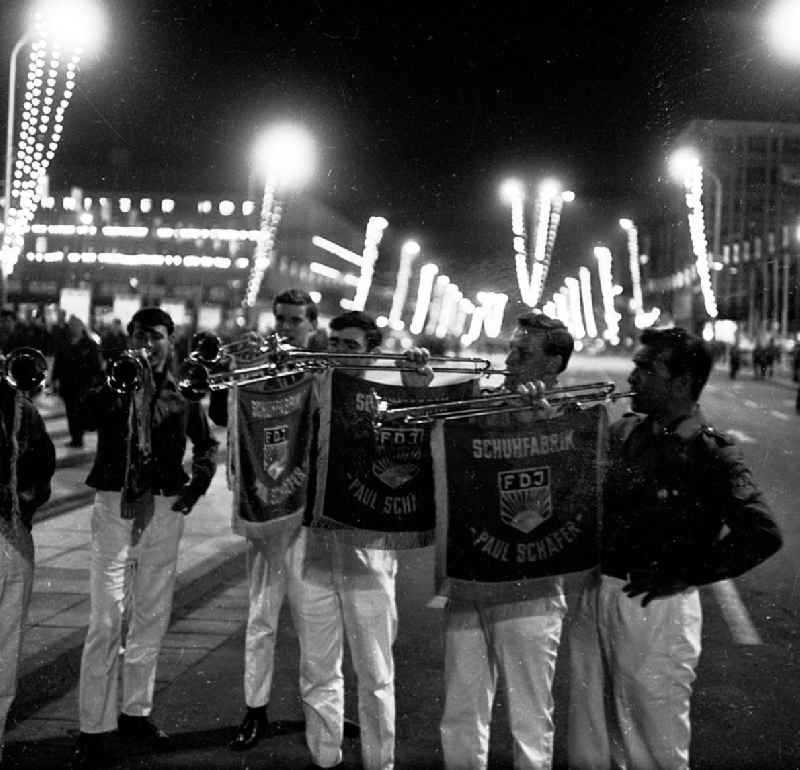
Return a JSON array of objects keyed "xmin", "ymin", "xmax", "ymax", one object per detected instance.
[
  {"xmin": 69, "ymin": 732, "xmax": 110, "ymax": 769},
  {"xmin": 117, "ymin": 713, "xmax": 170, "ymax": 745},
  {"xmin": 229, "ymin": 707, "xmax": 269, "ymax": 751}
]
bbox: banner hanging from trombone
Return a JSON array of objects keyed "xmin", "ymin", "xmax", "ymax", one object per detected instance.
[
  {"xmin": 308, "ymin": 371, "xmax": 477, "ymax": 549},
  {"xmin": 431, "ymin": 404, "xmax": 607, "ymax": 602},
  {"xmin": 228, "ymin": 371, "xmax": 322, "ymax": 538}
]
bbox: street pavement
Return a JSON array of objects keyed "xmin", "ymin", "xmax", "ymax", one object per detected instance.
[{"xmin": 3, "ymin": 359, "xmax": 799, "ymax": 769}]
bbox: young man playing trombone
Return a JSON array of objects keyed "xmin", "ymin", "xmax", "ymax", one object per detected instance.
[
  {"xmin": 439, "ymin": 312, "xmax": 575, "ymax": 770},
  {"xmin": 73, "ymin": 307, "xmax": 218, "ymax": 767}
]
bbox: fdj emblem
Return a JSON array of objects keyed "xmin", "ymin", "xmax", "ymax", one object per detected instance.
[
  {"xmin": 498, "ymin": 466, "xmax": 552, "ymax": 534},
  {"xmin": 263, "ymin": 425, "xmax": 289, "ymax": 480}
]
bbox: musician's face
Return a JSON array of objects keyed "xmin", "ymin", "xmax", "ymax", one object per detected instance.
[
  {"xmin": 274, "ymin": 302, "xmax": 316, "ymax": 348},
  {"xmin": 504, "ymin": 328, "xmax": 559, "ymax": 391},
  {"xmin": 130, "ymin": 323, "xmax": 171, "ymax": 372},
  {"xmin": 328, "ymin": 327, "xmax": 370, "ymax": 376},
  {"xmin": 628, "ymin": 345, "xmax": 677, "ymax": 415}
]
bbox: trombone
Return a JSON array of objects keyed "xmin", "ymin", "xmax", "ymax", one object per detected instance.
[
  {"xmin": 106, "ymin": 349, "xmax": 151, "ymax": 395},
  {"xmin": 189, "ymin": 331, "xmax": 271, "ymax": 366},
  {"xmin": 371, "ymin": 381, "xmax": 635, "ymax": 425}
]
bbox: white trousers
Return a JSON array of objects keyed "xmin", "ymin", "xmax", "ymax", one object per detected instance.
[
  {"xmin": 440, "ymin": 593, "xmax": 566, "ymax": 770},
  {"xmin": 567, "ymin": 572, "xmax": 702, "ymax": 770},
  {"xmin": 287, "ymin": 527, "xmax": 398, "ymax": 770},
  {"xmin": 0, "ymin": 525, "xmax": 34, "ymax": 760},
  {"xmin": 79, "ymin": 491, "xmax": 183, "ymax": 734},
  {"xmin": 243, "ymin": 526, "xmax": 300, "ymax": 708}
]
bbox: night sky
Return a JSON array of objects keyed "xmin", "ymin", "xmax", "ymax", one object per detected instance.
[{"xmin": 2, "ymin": 0, "xmax": 799, "ymax": 299}]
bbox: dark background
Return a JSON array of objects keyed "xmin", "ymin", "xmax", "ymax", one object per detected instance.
[{"xmin": 2, "ymin": 0, "xmax": 798, "ymax": 296}]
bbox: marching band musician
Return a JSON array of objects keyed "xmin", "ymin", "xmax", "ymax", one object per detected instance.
[
  {"xmin": 439, "ymin": 312, "xmax": 575, "ymax": 770},
  {"xmin": 287, "ymin": 310, "xmax": 432, "ymax": 770},
  {"xmin": 0, "ymin": 357, "xmax": 55, "ymax": 764},
  {"xmin": 72, "ymin": 307, "xmax": 218, "ymax": 767},
  {"xmin": 218, "ymin": 289, "xmax": 321, "ymax": 752},
  {"xmin": 567, "ymin": 327, "xmax": 782, "ymax": 770}
]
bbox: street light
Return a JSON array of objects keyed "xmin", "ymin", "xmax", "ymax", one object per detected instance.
[
  {"xmin": 765, "ymin": 0, "xmax": 800, "ymax": 63},
  {"xmin": 1, "ymin": 0, "xmax": 104, "ymax": 306},
  {"xmin": 244, "ymin": 123, "xmax": 315, "ymax": 309}
]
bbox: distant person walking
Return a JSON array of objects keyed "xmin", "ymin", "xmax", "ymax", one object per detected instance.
[
  {"xmin": 51, "ymin": 316, "xmax": 103, "ymax": 448},
  {"xmin": 728, "ymin": 343, "xmax": 741, "ymax": 380}
]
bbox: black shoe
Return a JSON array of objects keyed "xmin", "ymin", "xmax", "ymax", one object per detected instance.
[
  {"xmin": 70, "ymin": 732, "xmax": 110, "ymax": 769},
  {"xmin": 117, "ymin": 713, "xmax": 170, "ymax": 745},
  {"xmin": 229, "ymin": 706, "xmax": 269, "ymax": 751}
]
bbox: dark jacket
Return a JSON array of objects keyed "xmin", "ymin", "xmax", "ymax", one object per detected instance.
[
  {"xmin": 84, "ymin": 372, "xmax": 218, "ymax": 499},
  {"xmin": 601, "ymin": 410, "xmax": 782, "ymax": 587},
  {"xmin": 52, "ymin": 334, "xmax": 103, "ymax": 395},
  {"xmin": 0, "ymin": 379, "xmax": 56, "ymax": 529}
]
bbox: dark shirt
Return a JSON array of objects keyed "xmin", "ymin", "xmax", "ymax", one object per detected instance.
[
  {"xmin": 0, "ymin": 379, "xmax": 56, "ymax": 529},
  {"xmin": 84, "ymin": 372, "xmax": 218, "ymax": 498},
  {"xmin": 52, "ymin": 334, "xmax": 103, "ymax": 393},
  {"xmin": 601, "ymin": 410, "xmax": 782, "ymax": 587}
]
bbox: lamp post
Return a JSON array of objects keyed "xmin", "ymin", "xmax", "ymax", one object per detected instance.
[
  {"xmin": 1, "ymin": 0, "xmax": 105, "ymax": 307},
  {"xmin": 244, "ymin": 123, "xmax": 315, "ymax": 315}
]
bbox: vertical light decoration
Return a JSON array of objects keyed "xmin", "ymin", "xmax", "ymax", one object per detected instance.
[
  {"xmin": 477, "ymin": 291, "xmax": 508, "ymax": 338},
  {"xmin": 578, "ymin": 266, "xmax": 598, "ymax": 339},
  {"xmin": 244, "ymin": 184, "xmax": 280, "ymax": 307},
  {"xmin": 388, "ymin": 239, "xmax": 420, "ymax": 330},
  {"xmin": 563, "ymin": 277, "xmax": 586, "ymax": 340},
  {"xmin": 435, "ymin": 282, "xmax": 462, "ymax": 339},
  {"xmin": 409, "ymin": 262, "xmax": 438, "ymax": 335},
  {"xmin": 619, "ymin": 218, "xmax": 661, "ymax": 329},
  {"xmin": 681, "ymin": 161, "xmax": 718, "ymax": 319},
  {"xmin": 594, "ymin": 246, "xmax": 622, "ymax": 345},
  {"xmin": 424, "ymin": 274, "xmax": 450, "ymax": 336},
  {"xmin": 500, "ymin": 179, "xmax": 531, "ymax": 306},
  {"xmin": 1, "ymin": 19, "xmax": 83, "ymax": 279},
  {"xmin": 347, "ymin": 216, "xmax": 389, "ymax": 311}
]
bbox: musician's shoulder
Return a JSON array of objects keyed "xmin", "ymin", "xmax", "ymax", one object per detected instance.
[{"xmin": 697, "ymin": 423, "xmax": 736, "ymax": 448}]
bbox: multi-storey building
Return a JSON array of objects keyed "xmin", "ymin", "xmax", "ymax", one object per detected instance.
[
  {"xmin": 646, "ymin": 119, "xmax": 800, "ymax": 338},
  {"xmin": 3, "ymin": 186, "xmax": 394, "ymax": 332}
]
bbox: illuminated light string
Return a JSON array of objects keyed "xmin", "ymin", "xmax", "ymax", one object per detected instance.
[
  {"xmin": 531, "ymin": 193, "xmax": 564, "ymax": 307},
  {"xmin": 620, "ymin": 218, "xmax": 661, "ymax": 330},
  {"xmin": 424, "ymin": 274, "xmax": 450, "ymax": 336},
  {"xmin": 388, "ymin": 240, "xmax": 420, "ymax": 331},
  {"xmin": 435, "ymin": 283, "xmax": 462, "ymax": 339},
  {"xmin": 681, "ymin": 162, "xmax": 719, "ymax": 318},
  {"xmin": 345, "ymin": 216, "xmax": 389, "ymax": 311},
  {"xmin": 244, "ymin": 183, "xmax": 281, "ymax": 307},
  {"xmin": 578, "ymin": 266, "xmax": 598, "ymax": 339},
  {"xmin": 563, "ymin": 277, "xmax": 585, "ymax": 340},
  {"xmin": 2, "ymin": 16, "xmax": 83, "ymax": 278},
  {"xmin": 593, "ymin": 246, "xmax": 622, "ymax": 345},
  {"xmin": 409, "ymin": 262, "xmax": 439, "ymax": 335}
]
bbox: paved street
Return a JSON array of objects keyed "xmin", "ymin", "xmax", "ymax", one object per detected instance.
[{"xmin": 3, "ymin": 357, "xmax": 799, "ymax": 768}]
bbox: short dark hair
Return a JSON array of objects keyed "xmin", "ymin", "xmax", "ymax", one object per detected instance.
[
  {"xmin": 517, "ymin": 312, "xmax": 574, "ymax": 373},
  {"xmin": 273, "ymin": 289, "xmax": 318, "ymax": 324},
  {"xmin": 127, "ymin": 307, "xmax": 175, "ymax": 336},
  {"xmin": 329, "ymin": 310, "xmax": 382, "ymax": 351},
  {"xmin": 639, "ymin": 327, "xmax": 713, "ymax": 400}
]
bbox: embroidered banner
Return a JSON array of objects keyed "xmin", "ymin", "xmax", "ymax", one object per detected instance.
[
  {"xmin": 309, "ymin": 371, "xmax": 477, "ymax": 549},
  {"xmin": 431, "ymin": 404, "xmax": 607, "ymax": 601},
  {"xmin": 229, "ymin": 372, "xmax": 319, "ymax": 538}
]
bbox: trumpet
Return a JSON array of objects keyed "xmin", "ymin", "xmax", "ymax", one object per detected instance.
[
  {"xmin": 177, "ymin": 338, "xmax": 507, "ymax": 400},
  {"xmin": 107, "ymin": 349, "xmax": 150, "ymax": 395},
  {"xmin": 189, "ymin": 331, "xmax": 271, "ymax": 366},
  {"xmin": 1, "ymin": 347, "xmax": 48, "ymax": 393},
  {"xmin": 372, "ymin": 381, "xmax": 635, "ymax": 425}
]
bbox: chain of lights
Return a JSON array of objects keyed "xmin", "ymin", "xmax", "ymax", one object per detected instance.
[
  {"xmin": 508, "ymin": 189, "xmax": 532, "ymax": 306},
  {"xmin": 408, "ymin": 262, "xmax": 439, "ymax": 335},
  {"xmin": 594, "ymin": 246, "xmax": 622, "ymax": 345},
  {"xmin": 681, "ymin": 162, "xmax": 718, "ymax": 318},
  {"xmin": 435, "ymin": 282, "xmax": 462, "ymax": 338},
  {"xmin": 424, "ymin": 274, "xmax": 450, "ymax": 336},
  {"xmin": 388, "ymin": 240, "xmax": 420, "ymax": 330},
  {"xmin": 1, "ymin": 20, "xmax": 83, "ymax": 278},
  {"xmin": 531, "ymin": 193, "xmax": 565, "ymax": 307},
  {"xmin": 344, "ymin": 216, "xmax": 389, "ymax": 311},
  {"xmin": 476, "ymin": 291, "xmax": 508, "ymax": 339},
  {"xmin": 244, "ymin": 183, "xmax": 280, "ymax": 307},
  {"xmin": 578, "ymin": 266, "xmax": 598, "ymax": 338},
  {"xmin": 563, "ymin": 277, "xmax": 585, "ymax": 340}
]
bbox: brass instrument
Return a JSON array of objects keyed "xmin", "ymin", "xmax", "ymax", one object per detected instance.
[
  {"xmin": 189, "ymin": 331, "xmax": 271, "ymax": 366},
  {"xmin": 178, "ymin": 332, "xmax": 508, "ymax": 400},
  {"xmin": 372, "ymin": 381, "xmax": 635, "ymax": 425},
  {"xmin": 106, "ymin": 348, "xmax": 150, "ymax": 395},
  {"xmin": 1, "ymin": 347, "xmax": 48, "ymax": 393}
]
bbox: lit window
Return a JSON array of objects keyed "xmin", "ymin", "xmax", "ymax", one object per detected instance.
[
  {"xmin": 140, "ymin": 198, "xmax": 152, "ymax": 213},
  {"xmin": 219, "ymin": 200, "xmax": 235, "ymax": 216},
  {"xmin": 62, "ymin": 196, "xmax": 75, "ymax": 210},
  {"xmin": 119, "ymin": 197, "xmax": 131, "ymax": 213},
  {"xmin": 197, "ymin": 200, "xmax": 212, "ymax": 214},
  {"xmin": 242, "ymin": 200, "xmax": 256, "ymax": 216},
  {"xmin": 161, "ymin": 198, "xmax": 175, "ymax": 213}
]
